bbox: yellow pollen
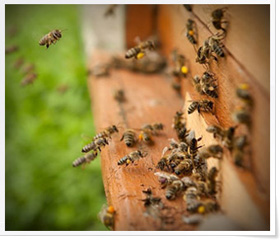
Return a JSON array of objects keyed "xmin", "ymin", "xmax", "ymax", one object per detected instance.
[
  {"xmin": 188, "ymin": 30, "xmax": 194, "ymax": 36},
  {"xmin": 139, "ymin": 134, "xmax": 143, "ymax": 140},
  {"xmin": 198, "ymin": 205, "xmax": 205, "ymax": 214},
  {"xmin": 239, "ymin": 83, "xmax": 249, "ymax": 90},
  {"xmin": 136, "ymin": 52, "xmax": 145, "ymax": 59},
  {"xmin": 181, "ymin": 66, "xmax": 188, "ymax": 74},
  {"xmin": 107, "ymin": 206, "xmax": 115, "ymax": 213},
  {"xmin": 126, "ymin": 160, "xmax": 131, "ymax": 164}
]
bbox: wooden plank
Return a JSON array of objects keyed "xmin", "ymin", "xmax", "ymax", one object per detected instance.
[
  {"xmin": 88, "ymin": 50, "xmax": 197, "ymax": 231},
  {"xmin": 156, "ymin": 5, "xmax": 270, "ymax": 230}
]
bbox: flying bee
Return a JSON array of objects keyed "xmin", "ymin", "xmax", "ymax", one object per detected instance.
[
  {"xmin": 171, "ymin": 50, "xmax": 188, "ymax": 78},
  {"xmin": 98, "ymin": 204, "xmax": 116, "ymax": 230},
  {"xmin": 198, "ymin": 144, "xmax": 223, "ymax": 160},
  {"xmin": 188, "ymin": 100, "xmax": 214, "ymax": 115},
  {"xmin": 165, "ymin": 179, "xmax": 186, "ymax": 200},
  {"xmin": 21, "ymin": 73, "xmax": 37, "ymax": 86},
  {"xmin": 39, "ymin": 29, "xmax": 63, "ymax": 49},
  {"xmin": 13, "ymin": 58, "xmax": 24, "ymax": 69},
  {"xmin": 72, "ymin": 150, "xmax": 98, "ymax": 167},
  {"xmin": 186, "ymin": 19, "xmax": 197, "ymax": 45},
  {"xmin": 89, "ymin": 64, "xmax": 110, "ymax": 78},
  {"xmin": 207, "ymin": 166, "xmax": 219, "ymax": 195},
  {"xmin": 104, "ymin": 4, "xmax": 118, "ymax": 17},
  {"xmin": 120, "ymin": 129, "xmax": 137, "ymax": 147},
  {"xmin": 81, "ymin": 137, "xmax": 109, "ymax": 153},
  {"xmin": 22, "ymin": 63, "xmax": 35, "ymax": 74},
  {"xmin": 125, "ymin": 40, "xmax": 155, "ymax": 59},
  {"xmin": 211, "ymin": 8, "xmax": 227, "ymax": 32},
  {"xmin": 114, "ymin": 89, "xmax": 125, "ymax": 103},
  {"xmin": 174, "ymin": 158, "xmax": 193, "ymax": 176},
  {"xmin": 5, "ymin": 45, "xmax": 19, "ymax": 54},
  {"xmin": 93, "ymin": 125, "xmax": 119, "ymax": 141},
  {"xmin": 117, "ymin": 150, "xmax": 146, "ymax": 166},
  {"xmin": 154, "ymin": 172, "xmax": 179, "ymax": 189}
]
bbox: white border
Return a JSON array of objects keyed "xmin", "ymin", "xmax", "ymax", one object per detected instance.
[{"xmin": 1, "ymin": 0, "xmax": 276, "ymax": 236}]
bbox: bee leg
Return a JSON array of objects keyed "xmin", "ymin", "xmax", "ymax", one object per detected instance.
[
  {"xmin": 46, "ymin": 44, "xmax": 49, "ymax": 49},
  {"xmin": 98, "ymin": 147, "xmax": 101, "ymax": 152},
  {"xmin": 197, "ymin": 106, "xmax": 201, "ymax": 114}
]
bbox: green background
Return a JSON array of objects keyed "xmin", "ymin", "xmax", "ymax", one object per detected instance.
[{"xmin": 5, "ymin": 5, "xmax": 107, "ymax": 231}]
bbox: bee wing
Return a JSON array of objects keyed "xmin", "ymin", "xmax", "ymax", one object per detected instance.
[{"xmin": 98, "ymin": 204, "xmax": 108, "ymax": 223}]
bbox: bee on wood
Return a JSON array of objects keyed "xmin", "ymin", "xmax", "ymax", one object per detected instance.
[
  {"xmin": 125, "ymin": 40, "xmax": 155, "ymax": 59},
  {"xmin": 142, "ymin": 123, "xmax": 164, "ymax": 135},
  {"xmin": 141, "ymin": 188, "xmax": 162, "ymax": 207},
  {"xmin": 207, "ymin": 167, "xmax": 219, "ymax": 195},
  {"xmin": 233, "ymin": 135, "xmax": 248, "ymax": 167},
  {"xmin": 93, "ymin": 125, "xmax": 119, "ymax": 141},
  {"xmin": 154, "ymin": 172, "xmax": 179, "ymax": 189},
  {"xmin": 186, "ymin": 130, "xmax": 203, "ymax": 158},
  {"xmin": 188, "ymin": 100, "xmax": 214, "ymax": 115},
  {"xmin": 104, "ymin": 4, "xmax": 118, "ymax": 17},
  {"xmin": 72, "ymin": 150, "xmax": 98, "ymax": 167},
  {"xmin": 5, "ymin": 45, "xmax": 19, "ymax": 54},
  {"xmin": 82, "ymin": 137, "xmax": 109, "ymax": 153},
  {"xmin": 193, "ymin": 155, "xmax": 208, "ymax": 182},
  {"xmin": 117, "ymin": 150, "xmax": 146, "ymax": 166},
  {"xmin": 113, "ymin": 89, "xmax": 125, "ymax": 103},
  {"xmin": 172, "ymin": 111, "xmax": 189, "ymax": 141},
  {"xmin": 186, "ymin": 19, "xmax": 197, "ymax": 45},
  {"xmin": 174, "ymin": 158, "xmax": 193, "ymax": 176},
  {"xmin": 196, "ymin": 40, "xmax": 212, "ymax": 65},
  {"xmin": 184, "ymin": 186, "xmax": 202, "ymax": 213},
  {"xmin": 157, "ymin": 157, "xmax": 170, "ymax": 171},
  {"xmin": 236, "ymin": 84, "xmax": 253, "ymax": 106},
  {"xmin": 211, "ymin": 8, "xmax": 227, "ymax": 33},
  {"xmin": 120, "ymin": 129, "xmax": 137, "ymax": 147},
  {"xmin": 165, "ymin": 179, "xmax": 186, "ymax": 200},
  {"xmin": 21, "ymin": 73, "xmax": 37, "ymax": 86},
  {"xmin": 39, "ymin": 29, "xmax": 63, "ymax": 49},
  {"xmin": 88, "ymin": 64, "xmax": 110, "ymax": 78},
  {"xmin": 139, "ymin": 129, "xmax": 153, "ymax": 145},
  {"xmin": 193, "ymin": 72, "xmax": 218, "ymax": 98},
  {"xmin": 98, "ymin": 204, "xmax": 116, "ymax": 230},
  {"xmin": 208, "ymin": 34, "xmax": 225, "ymax": 58},
  {"xmin": 232, "ymin": 108, "xmax": 251, "ymax": 126},
  {"xmin": 171, "ymin": 50, "xmax": 189, "ymax": 78},
  {"xmin": 198, "ymin": 144, "xmax": 223, "ymax": 160}
]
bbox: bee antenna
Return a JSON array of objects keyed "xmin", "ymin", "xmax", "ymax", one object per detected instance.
[{"xmin": 61, "ymin": 28, "xmax": 68, "ymax": 32}]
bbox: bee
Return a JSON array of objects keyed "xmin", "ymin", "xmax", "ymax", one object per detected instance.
[
  {"xmin": 98, "ymin": 204, "xmax": 116, "ymax": 230},
  {"xmin": 186, "ymin": 19, "xmax": 197, "ymax": 44},
  {"xmin": 211, "ymin": 8, "xmax": 227, "ymax": 32},
  {"xmin": 174, "ymin": 158, "xmax": 193, "ymax": 176},
  {"xmin": 114, "ymin": 89, "xmax": 125, "ymax": 103},
  {"xmin": 142, "ymin": 123, "xmax": 164, "ymax": 135},
  {"xmin": 172, "ymin": 111, "xmax": 189, "ymax": 141},
  {"xmin": 198, "ymin": 144, "xmax": 223, "ymax": 160},
  {"xmin": 208, "ymin": 34, "xmax": 225, "ymax": 58},
  {"xmin": 193, "ymin": 72, "xmax": 218, "ymax": 98},
  {"xmin": 142, "ymin": 188, "xmax": 162, "ymax": 207},
  {"xmin": 171, "ymin": 50, "xmax": 188, "ymax": 78},
  {"xmin": 22, "ymin": 63, "xmax": 35, "ymax": 74},
  {"xmin": 183, "ymin": 186, "xmax": 202, "ymax": 213},
  {"xmin": 82, "ymin": 137, "xmax": 109, "ymax": 153},
  {"xmin": 39, "ymin": 29, "xmax": 63, "ymax": 49},
  {"xmin": 186, "ymin": 130, "xmax": 203, "ymax": 159},
  {"xmin": 120, "ymin": 129, "xmax": 137, "ymax": 147},
  {"xmin": 117, "ymin": 150, "xmax": 146, "ymax": 166},
  {"xmin": 206, "ymin": 125, "xmax": 236, "ymax": 150},
  {"xmin": 72, "ymin": 150, "xmax": 98, "ymax": 167},
  {"xmin": 139, "ymin": 129, "xmax": 153, "ymax": 145},
  {"xmin": 154, "ymin": 172, "xmax": 179, "ymax": 189},
  {"xmin": 193, "ymin": 155, "xmax": 208, "ymax": 181},
  {"xmin": 5, "ymin": 45, "xmax": 19, "ymax": 54},
  {"xmin": 13, "ymin": 58, "xmax": 24, "ymax": 69},
  {"xmin": 182, "ymin": 214, "xmax": 203, "ymax": 225},
  {"xmin": 165, "ymin": 179, "xmax": 186, "ymax": 200},
  {"xmin": 157, "ymin": 157, "xmax": 170, "ymax": 171},
  {"xmin": 233, "ymin": 135, "xmax": 248, "ymax": 167},
  {"xmin": 188, "ymin": 100, "xmax": 214, "ymax": 115},
  {"xmin": 93, "ymin": 125, "xmax": 119, "ymax": 141},
  {"xmin": 183, "ymin": 4, "xmax": 192, "ymax": 12},
  {"xmin": 181, "ymin": 176, "xmax": 196, "ymax": 188},
  {"xmin": 57, "ymin": 84, "xmax": 69, "ymax": 94},
  {"xmin": 196, "ymin": 40, "xmax": 212, "ymax": 65},
  {"xmin": 236, "ymin": 84, "xmax": 253, "ymax": 106},
  {"xmin": 125, "ymin": 40, "xmax": 155, "ymax": 59},
  {"xmin": 104, "ymin": 4, "xmax": 118, "ymax": 17},
  {"xmin": 207, "ymin": 167, "xmax": 219, "ymax": 195},
  {"xmin": 232, "ymin": 108, "xmax": 251, "ymax": 126},
  {"xmin": 21, "ymin": 73, "xmax": 37, "ymax": 86}
]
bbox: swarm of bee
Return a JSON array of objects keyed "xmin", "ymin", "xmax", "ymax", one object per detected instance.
[{"xmin": 39, "ymin": 29, "xmax": 63, "ymax": 49}]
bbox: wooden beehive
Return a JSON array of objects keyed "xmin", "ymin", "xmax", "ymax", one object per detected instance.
[{"xmin": 87, "ymin": 4, "xmax": 270, "ymax": 231}]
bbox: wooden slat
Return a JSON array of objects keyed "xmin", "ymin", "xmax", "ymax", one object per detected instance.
[
  {"xmin": 156, "ymin": 4, "xmax": 270, "ymax": 230},
  {"xmin": 88, "ymin": 50, "xmax": 196, "ymax": 231}
]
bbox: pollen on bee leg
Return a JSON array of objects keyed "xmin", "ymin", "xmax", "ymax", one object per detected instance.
[
  {"xmin": 107, "ymin": 206, "xmax": 115, "ymax": 213},
  {"xmin": 136, "ymin": 52, "xmax": 145, "ymax": 59},
  {"xmin": 188, "ymin": 30, "xmax": 194, "ymax": 36},
  {"xmin": 197, "ymin": 205, "xmax": 205, "ymax": 214},
  {"xmin": 239, "ymin": 83, "xmax": 249, "ymax": 90},
  {"xmin": 181, "ymin": 66, "xmax": 189, "ymax": 74}
]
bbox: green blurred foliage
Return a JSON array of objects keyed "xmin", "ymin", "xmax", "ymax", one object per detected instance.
[{"xmin": 5, "ymin": 5, "xmax": 107, "ymax": 231}]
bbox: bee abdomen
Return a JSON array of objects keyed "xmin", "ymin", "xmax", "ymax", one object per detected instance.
[
  {"xmin": 205, "ymin": 89, "xmax": 218, "ymax": 98},
  {"xmin": 187, "ymin": 34, "xmax": 197, "ymax": 44},
  {"xmin": 188, "ymin": 102, "xmax": 198, "ymax": 114},
  {"xmin": 125, "ymin": 47, "xmax": 141, "ymax": 59},
  {"xmin": 82, "ymin": 141, "xmax": 96, "ymax": 153},
  {"xmin": 72, "ymin": 151, "xmax": 98, "ymax": 167},
  {"xmin": 213, "ymin": 45, "xmax": 225, "ymax": 57},
  {"xmin": 117, "ymin": 156, "xmax": 129, "ymax": 165}
]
